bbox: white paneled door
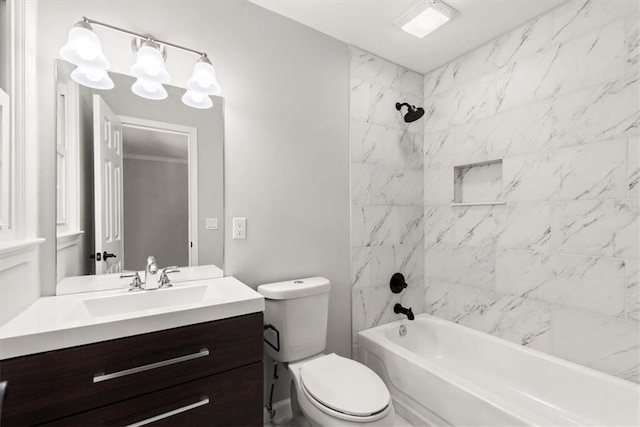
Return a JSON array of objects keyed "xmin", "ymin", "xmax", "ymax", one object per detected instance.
[{"xmin": 93, "ymin": 95, "xmax": 124, "ymax": 274}]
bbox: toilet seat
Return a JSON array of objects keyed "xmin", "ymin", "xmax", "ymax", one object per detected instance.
[{"xmin": 299, "ymin": 353, "xmax": 391, "ymax": 422}]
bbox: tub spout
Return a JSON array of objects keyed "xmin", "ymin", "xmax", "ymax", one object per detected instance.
[{"xmin": 394, "ymin": 303, "xmax": 414, "ymax": 320}]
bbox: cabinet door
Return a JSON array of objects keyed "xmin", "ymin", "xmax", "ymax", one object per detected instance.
[{"xmin": 45, "ymin": 362, "xmax": 263, "ymax": 427}]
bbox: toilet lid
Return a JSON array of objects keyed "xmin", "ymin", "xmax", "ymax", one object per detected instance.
[{"xmin": 300, "ymin": 353, "xmax": 390, "ymax": 417}]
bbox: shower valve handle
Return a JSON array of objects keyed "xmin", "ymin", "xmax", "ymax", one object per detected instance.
[{"xmin": 390, "ymin": 272, "xmax": 408, "ymax": 294}]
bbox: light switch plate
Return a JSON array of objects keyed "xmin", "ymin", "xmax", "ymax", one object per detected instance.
[
  {"xmin": 232, "ymin": 217, "xmax": 246, "ymax": 239},
  {"xmin": 205, "ymin": 218, "xmax": 218, "ymax": 230}
]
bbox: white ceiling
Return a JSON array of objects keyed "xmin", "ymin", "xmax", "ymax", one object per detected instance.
[
  {"xmin": 249, "ymin": 0, "xmax": 566, "ymax": 74},
  {"xmin": 123, "ymin": 127, "xmax": 188, "ymax": 160}
]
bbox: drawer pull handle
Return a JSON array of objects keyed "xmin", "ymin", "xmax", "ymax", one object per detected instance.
[
  {"xmin": 126, "ymin": 397, "xmax": 210, "ymax": 427},
  {"xmin": 93, "ymin": 348, "xmax": 210, "ymax": 383}
]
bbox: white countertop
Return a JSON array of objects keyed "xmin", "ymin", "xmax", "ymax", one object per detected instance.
[
  {"xmin": 0, "ymin": 276, "xmax": 264, "ymax": 360},
  {"xmin": 56, "ymin": 264, "xmax": 225, "ymax": 295}
]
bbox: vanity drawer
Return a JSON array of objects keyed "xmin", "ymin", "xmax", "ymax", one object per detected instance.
[
  {"xmin": 0, "ymin": 312, "xmax": 262, "ymax": 426},
  {"xmin": 45, "ymin": 362, "xmax": 263, "ymax": 427}
]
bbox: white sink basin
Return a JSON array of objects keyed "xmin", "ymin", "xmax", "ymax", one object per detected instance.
[
  {"xmin": 83, "ymin": 285, "xmax": 208, "ymax": 317},
  {"xmin": 57, "ymin": 265, "xmax": 224, "ymax": 296}
]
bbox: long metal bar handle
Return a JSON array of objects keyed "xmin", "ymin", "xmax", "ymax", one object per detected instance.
[
  {"xmin": 0, "ymin": 380, "xmax": 7, "ymax": 418},
  {"xmin": 93, "ymin": 348, "xmax": 210, "ymax": 383},
  {"xmin": 126, "ymin": 397, "xmax": 210, "ymax": 427}
]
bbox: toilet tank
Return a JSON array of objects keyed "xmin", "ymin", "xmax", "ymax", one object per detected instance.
[{"xmin": 257, "ymin": 277, "xmax": 331, "ymax": 363}]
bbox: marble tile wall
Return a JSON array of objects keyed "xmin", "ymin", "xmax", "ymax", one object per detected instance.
[
  {"xmin": 423, "ymin": 0, "xmax": 640, "ymax": 383},
  {"xmin": 350, "ymin": 47, "xmax": 424, "ymax": 354}
]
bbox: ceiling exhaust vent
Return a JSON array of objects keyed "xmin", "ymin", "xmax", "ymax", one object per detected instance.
[{"xmin": 394, "ymin": 0, "xmax": 458, "ymax": 38}]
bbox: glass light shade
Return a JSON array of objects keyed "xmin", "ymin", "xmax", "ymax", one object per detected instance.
[
  {"xmin": 60, "ymin": 25, "xmax": 110, "ymax": 69},
  {"xmin": 71, "ymin": 66, "xmax": 114, "ymax": 90},
  {"xmin": 186, "ymin": 61, "xmax": 221, "ymax": 95},
  {"xmin": 131, "ymin": 79, "xmax": 168, "ymax": 100},
  {"xmin": 181, "ymin": 90, "xmax": 213, "ymax": 109},
  {"xmin": 130, "ymin": 45, "xmax": 170, "ymax": 84}
]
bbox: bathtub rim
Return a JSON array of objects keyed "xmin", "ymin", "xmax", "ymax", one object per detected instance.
[{"xmin": 357, "ymin": 313, "xmax": 639, "ymax": 391}]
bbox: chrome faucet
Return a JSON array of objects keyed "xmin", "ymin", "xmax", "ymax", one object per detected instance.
[
  {"xmin": 121, "ymin": 257, "xmax": 179, "ymax": 291},
  {"xmin": 144, "ymin": 256, "xmax": 158, "ymax": 284}
]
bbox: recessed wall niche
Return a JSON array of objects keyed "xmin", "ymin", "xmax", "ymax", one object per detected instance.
[{"xmin": 453, "ymin": 159, "xmax": 504, "ymax": 206}]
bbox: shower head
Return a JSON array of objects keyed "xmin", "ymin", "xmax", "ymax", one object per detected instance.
[{"xmin": 396, "ymin": 102, "xmax": 425, "ymax": 123}]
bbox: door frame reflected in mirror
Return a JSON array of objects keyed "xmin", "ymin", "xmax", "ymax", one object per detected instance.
[{"xmin": 118, "ymin": 115, "xmax": 199, "ymax": 268}]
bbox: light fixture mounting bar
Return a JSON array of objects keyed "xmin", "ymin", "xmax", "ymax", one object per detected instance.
[{"xmin": 81, "ymin": 16, "xmax": 207, "ymax": 57}]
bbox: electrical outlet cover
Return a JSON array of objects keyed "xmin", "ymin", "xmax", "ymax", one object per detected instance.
[{"xmin": 232, "ymin": 217, "xmax": 246, "ymax": 239}]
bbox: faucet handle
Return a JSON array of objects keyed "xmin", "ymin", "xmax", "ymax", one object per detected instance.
[
  {"xmin": 120, "ymin": 271, "xmax": 144, "ymax": 291},
  {"xmin": 158, "ymin": 267, "xmax": 180, "ymax": 288}
]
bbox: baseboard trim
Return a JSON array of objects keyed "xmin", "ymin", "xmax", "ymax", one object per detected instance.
[{"xmin": 263, "ymin": 398, "xmax": 292, "ymax": 424}]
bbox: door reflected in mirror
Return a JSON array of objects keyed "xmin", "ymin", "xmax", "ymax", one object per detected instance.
[{"xmin": 55, "ymin": 59, "xmax": 223, "ymax": 283}]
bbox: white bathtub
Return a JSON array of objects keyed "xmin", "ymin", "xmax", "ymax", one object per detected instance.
[{"xmin": 357, "ymin": 314, "xmax": 640, "ymax": 426}]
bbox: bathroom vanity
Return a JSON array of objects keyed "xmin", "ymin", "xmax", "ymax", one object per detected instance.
[{"xmin": 0, "ymin": 277, "xmax": 265, "ymax": 426}]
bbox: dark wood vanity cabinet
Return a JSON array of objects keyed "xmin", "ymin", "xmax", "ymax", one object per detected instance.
[{"xmin": 0, "ymin": 312, "xmax": 263, "ymax": 426}]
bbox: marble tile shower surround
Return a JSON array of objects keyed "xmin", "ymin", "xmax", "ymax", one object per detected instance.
[
  {"xmin": 423, "ymin": 0, "xmax": 640, "ymax": 383},
  {"xmin": 350, "ymin": 47, "xmax": 425, "ymax": 355}
]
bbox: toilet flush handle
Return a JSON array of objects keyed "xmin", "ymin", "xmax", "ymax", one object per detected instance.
[{"xmin": 264, "ymin": 324, "xmax": 280, "ymax": 352}]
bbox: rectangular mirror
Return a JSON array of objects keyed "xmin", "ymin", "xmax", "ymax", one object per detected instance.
[{"xmin": 55, "ymin": 59, "xmax": 223, "ymax": 284}]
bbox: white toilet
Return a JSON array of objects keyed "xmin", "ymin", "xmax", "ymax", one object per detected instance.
[{"xmin": 258, "ymin": 277, "xmax": 396, "ymax": 426}]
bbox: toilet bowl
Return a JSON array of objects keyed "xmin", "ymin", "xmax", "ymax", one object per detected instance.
[
  {"xmin": 288, "ymin": 353, "xmax": 396, "ymax": 426},
  {"xmin": 257, "ymin": 277, "xmax": 396, "ymax": 426}
]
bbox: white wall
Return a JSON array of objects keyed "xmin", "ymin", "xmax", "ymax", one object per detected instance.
[
  {"xmin": 423, "ymin": 0, "xmax": 640, "ymax": 383},
  {"xmin": 36, "ymin": 0, "xmax": 350, "ymax": 402},
  {"xmin": 0, "ymin": 257, "xmax": 41, "ymax": 325},
  {"xmin": 56, "ymin": 244, "xmax": 84, "ymax": 283}
]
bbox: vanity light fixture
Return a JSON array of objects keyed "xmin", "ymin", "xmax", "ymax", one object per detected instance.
[
  {"xmin": 131, "ymin": 78, "xmax": 168, "ymax": 100},
  {"xmin": 394, "ymin": 0, "xmax": 458, "ymax": 38},
  {"xmin": 130, "ymin": 40, "xmax": 171, "ymax": 84},
  {"xmin": 59, "ymin": 20, "xmax": 113, "ymax": 89},
  {"xmin": 182, "ymin": 55, "xmax": 220, "ymax": 108},
  {"xmin": 59, "ymin": 17, "xmax": 221, "ymax": 108},
  {"xmin": 130, "ymin": 39, "xmax": 170, "ymax": 100},
  {"xmin": 186, "ymin": 55, "xmax": 221, "ymax": 96},
  {"xmin": 70, "ymin": 66, "xmax": 114, "ymax": 90},
  {"xmin": 182, "ymin": 90, "xmax": 214, "ymax": 109}
]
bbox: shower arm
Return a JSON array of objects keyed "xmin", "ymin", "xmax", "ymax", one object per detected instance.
[{"xmin": 395, "ymin": 102, "xmax": 413, "ymax": 111}]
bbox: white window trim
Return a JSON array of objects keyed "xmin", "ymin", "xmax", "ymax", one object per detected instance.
[
  {"xmin": 56, "ymin": 83, "xmax": 69, "ymax": 227},
  {"xmin": 0, "ymin": 0, "xmax": 43, "ymax": 265},
  {"xmin": 0, "ymin": 88, "xmax": 12, "ymax": 235},
  {"xmin": 0, "ymin": 238, "xmax": 45, "ymax": 271},
  {"xmin": 56, "ymin": 230, "xmax": 84, "ymax": 251},
  {"xmin": 55, "ymin": 79, "xmax": 82, "ymax": 239}
]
